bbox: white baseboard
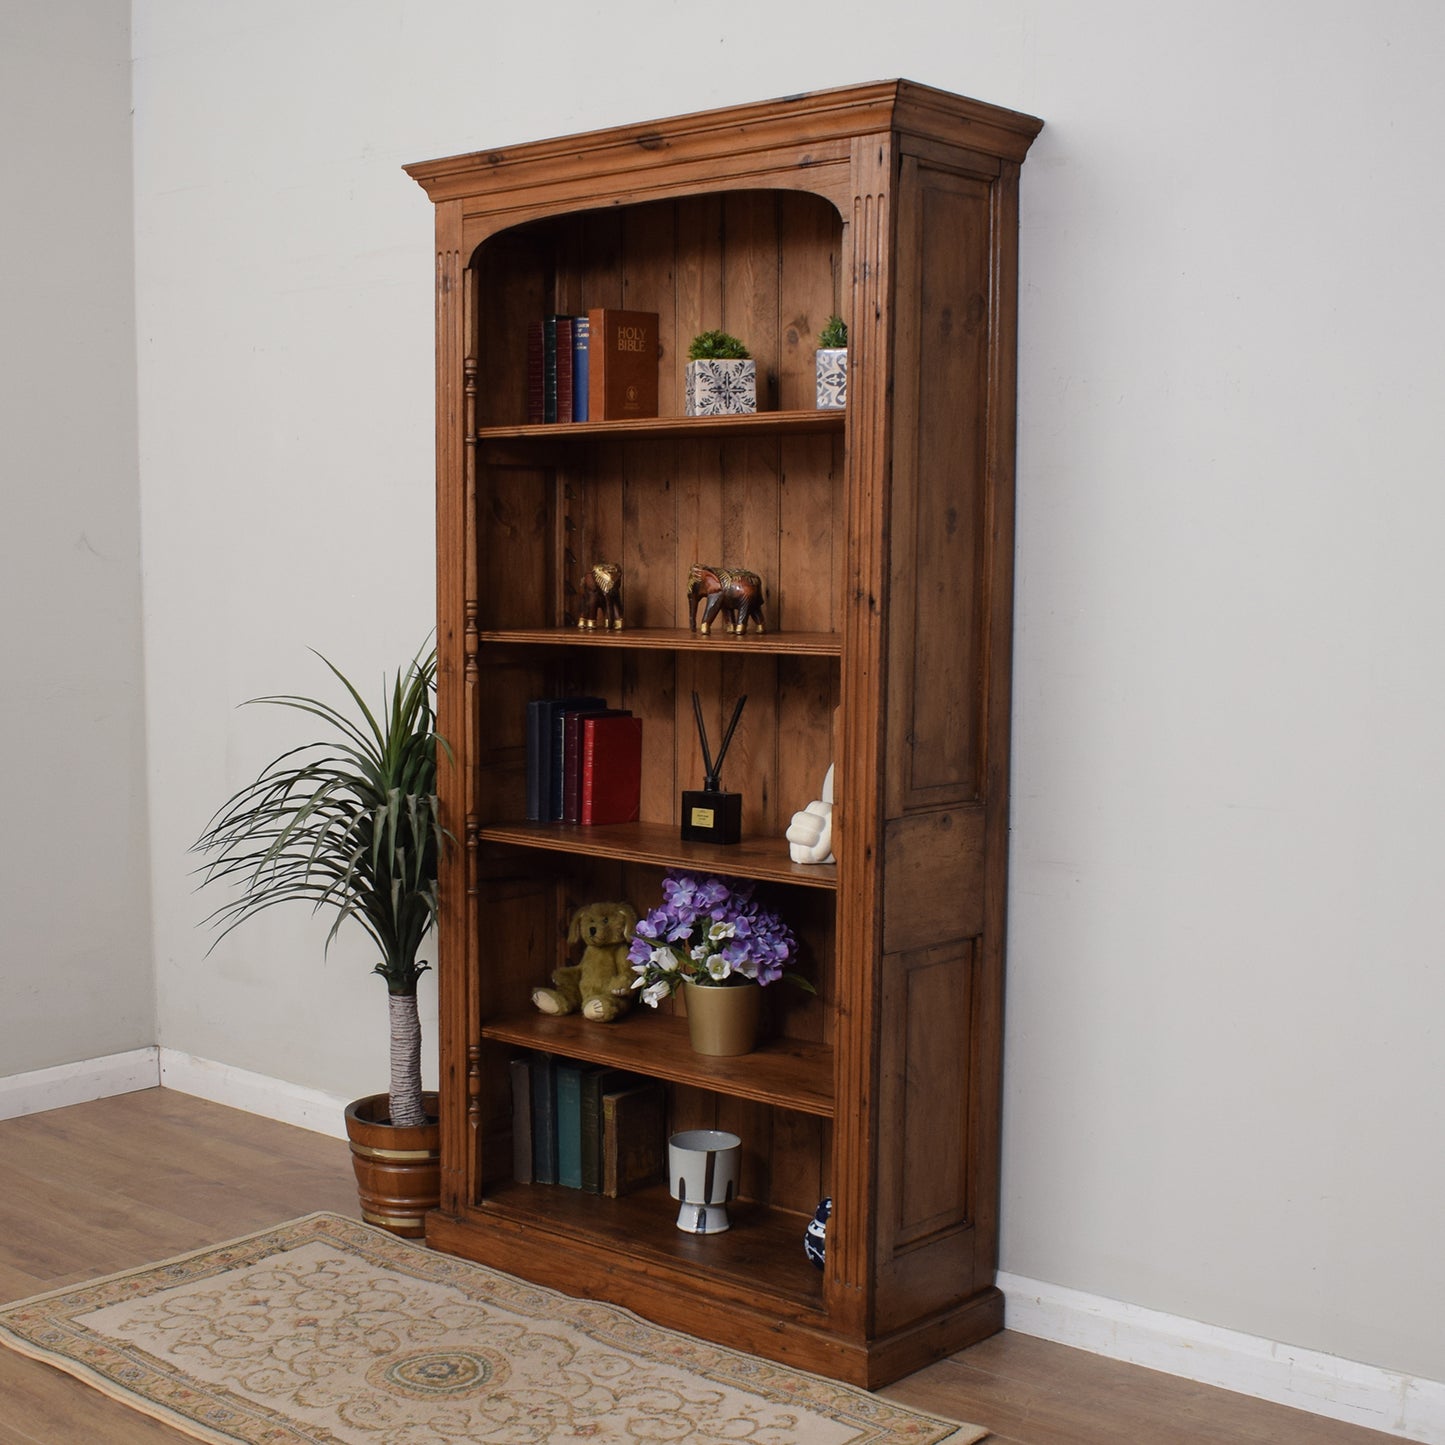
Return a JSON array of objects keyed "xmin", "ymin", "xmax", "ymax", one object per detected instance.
[
  {"xmin": 157, "ymin": 1049, "xmax": 351, "ymax": 1140},
  {"xmin": 0, "ymin": 1047, "xmax": 160, "ymax": 1121},
  {"xmin": 999, "ymin": 1271, "xmax": 1445, "ymax": 1444}
]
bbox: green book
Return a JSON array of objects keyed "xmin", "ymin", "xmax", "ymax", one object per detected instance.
[
  {"xmin": 580, "ymin": 1067, "xmax": 640, "ymax": 1193},
  {"xmin": 555, "ymin": 1061, "xmax": 586, "ymax": 1189}
]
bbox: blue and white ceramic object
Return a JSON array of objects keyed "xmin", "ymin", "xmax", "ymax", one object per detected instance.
[
  {"xmin": 804, "ymin": 1196, "xmax": 831, "ymax": 1269},
  {"xmin": 685, "ymin": 359, "xmax": 757, "ymax": 416},
  {"xmin": 815, "ymin": 348, "xmax": 847, "ymax": 410}
]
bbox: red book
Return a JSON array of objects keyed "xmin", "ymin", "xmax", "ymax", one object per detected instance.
[
  {"xmin": 555, "ymin": 315, "xmax": 574, "ymax": 424},
  {"xmin": 562, "ymin": 707, "xmax": 625, "ymax": 823},
  {"xmin": 580, "ymin": 714, "xmax": 642, "ymax": 825}
]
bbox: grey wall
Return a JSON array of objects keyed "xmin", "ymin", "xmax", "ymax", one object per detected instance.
[{"xmin": 0, "ymin": 0, "xmax": 153, "ymax": 1075}]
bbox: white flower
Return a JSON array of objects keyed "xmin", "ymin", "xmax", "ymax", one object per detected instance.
[
  {"xmin": 641, "ymin": 979, "xmax": 672, "ymax": 1008},
  {"xmin": 651, "ymin": 946, "xmax": 679, "ymax": 971},
  {"xmin": 707, "ymin": 920, "xmax": 736, "ymax": 942},
  {"xmin": 705, "ymin": 956, "xmax": 734, "ymax": 981},
  {"xmin": 690, "ymin": 943, "xmax": 711, "ymax": 963}
]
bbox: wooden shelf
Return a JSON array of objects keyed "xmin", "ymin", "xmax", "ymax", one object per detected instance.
[
  {"xmin": 482, "ymin": 1009, "xmax": 834, "ymax": 1118},
  {"xmin": 478, "ymin": 819, "xmax": 839, "ymax": 891},
  {"xmin": 476, "ymin": 1181, "xmax": 826, "ymax": 1316},
  {"xmin": 479, "ymin": 626, "xmax": 841, "ymax": 657},
  {"xmin": 475, "ymin": 408, "xmax": 844, "ymax": 443}
]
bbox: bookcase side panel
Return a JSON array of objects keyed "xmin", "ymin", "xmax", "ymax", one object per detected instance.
[
  {"xmin": 869, "ymin": 152, "xmax": 1021, "ymax": 1339},
  {"xmin": 884, "ymin": 162, "xmax": 993, "ymax": 815}
]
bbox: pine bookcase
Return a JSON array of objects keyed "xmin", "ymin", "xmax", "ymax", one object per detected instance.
[{"xmin": 406, "ymin": 79, "xmax": 1042, "ymax": 1388}]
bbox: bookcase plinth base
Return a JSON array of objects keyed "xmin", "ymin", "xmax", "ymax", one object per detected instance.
[{"xmin": 425, "ymin": 1205, "xmax": 1004, "ymax": 1389}]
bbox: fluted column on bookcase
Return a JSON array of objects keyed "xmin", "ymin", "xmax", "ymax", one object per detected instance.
[
  {"xmin": 433, "ymin": 219, "xmax": 468, "ymax": 1216},
  {"xmin": 829, "ymin": 135, "xmax": 895, "ymax": 1343},
  {"xmin": 460, "ymin": 259, "xmax": 484, "ymax": 1209},
  {"xmin": 466, "ymin": 1044, "xmax": 483, "ymax": 1131}
]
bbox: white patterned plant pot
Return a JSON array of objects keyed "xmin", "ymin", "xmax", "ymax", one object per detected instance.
[
  {"xmin": 815, "ymin": 348, "xmax": 847, "ymax": 410},
  {"xmin": 685, "ymin": 359, "xmax": 757, "ymax": 416}
]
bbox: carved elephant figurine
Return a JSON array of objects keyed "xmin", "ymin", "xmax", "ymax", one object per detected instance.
[
  {"xmin": 686, "ymin": 563, "xmax": 766, "ymax": 636},
  {"xmin": 578, "ymin": 561, "xmax": 624, "ymax": 630}
]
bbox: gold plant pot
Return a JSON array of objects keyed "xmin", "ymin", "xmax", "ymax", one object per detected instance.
[{"xmin": 683, "ymin": 979, "xmax": 761, "ymax": 1056}]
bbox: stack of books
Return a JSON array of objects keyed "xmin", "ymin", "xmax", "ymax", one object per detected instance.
[
  {"xmin": 525, "ymin": 696, "xmax": 642, "ymax": 826},
  {"xmin": 526, "ymin": 309, "xmax": 659, "ymax": 424},
  {"xmin": 510, "ymin": 1054, "xmax": 667, "ymax": 1196}
]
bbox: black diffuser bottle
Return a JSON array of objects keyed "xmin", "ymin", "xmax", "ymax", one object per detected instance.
[{"xmin": 680, "ymin": 691, "xmax": 745, "ymax": 844}]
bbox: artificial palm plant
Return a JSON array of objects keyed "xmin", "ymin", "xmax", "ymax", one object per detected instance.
[{"xmin": 193, "ymin": 644, "xmax": 446, "ymax": 1128}]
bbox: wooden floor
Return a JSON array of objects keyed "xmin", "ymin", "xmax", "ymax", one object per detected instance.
[{"xmin": 0, "ymin": 1089, "xmax": 1401, "ymax": 1444}]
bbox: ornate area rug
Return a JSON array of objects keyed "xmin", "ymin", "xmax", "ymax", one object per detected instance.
[{"xmin": 0, "ymin": 1211, "xmax": 984, "ymax": 1444}]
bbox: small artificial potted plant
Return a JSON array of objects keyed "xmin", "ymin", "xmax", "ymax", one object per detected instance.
[
  {"xmin": 627, "ymin": 872, "xmax": 808, "ymax": 1056},
  {"xmin": 192, "ymin": 644, "xmax": 447, "ymax": 1236},
  {"xmin": 685, "ymin": 329, "xmax": 756, "ymax": 416},
  {"xmin": 815, "ymin": 313, "xmax": 847, "ymax": 410}
]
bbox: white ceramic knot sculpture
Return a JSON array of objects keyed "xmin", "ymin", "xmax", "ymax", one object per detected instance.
[{"xmin": 786, "ymin": 764, "xmax": 835, "ymax": 865}]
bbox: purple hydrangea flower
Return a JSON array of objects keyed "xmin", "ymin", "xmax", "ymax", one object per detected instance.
[{"xmin": 628, "ymin": 871, "xmax": 799, "ymax": 1006}]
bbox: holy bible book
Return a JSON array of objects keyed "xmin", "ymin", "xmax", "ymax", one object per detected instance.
[{"xmin": 586, "ymin": 308, "xmax": 659, "ymax": 420}]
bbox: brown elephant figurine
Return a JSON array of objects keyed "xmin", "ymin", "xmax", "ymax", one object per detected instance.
[
  {"xmin": 686, "ymin": 563, "xmax": 766, "ymax": 635},
  {"xmin": 578, "ymin": 561, "xmax": 623, "ymax": 630}
]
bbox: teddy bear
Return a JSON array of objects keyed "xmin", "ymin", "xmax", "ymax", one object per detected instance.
[{"xmin": 531, "ymin": 900, "xmax": 638, "ymax": 1023}]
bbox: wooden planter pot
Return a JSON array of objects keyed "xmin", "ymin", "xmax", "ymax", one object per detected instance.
[{"xmin": 343, "ymin": 1091, "xmax": 440, "ymax": 1237}]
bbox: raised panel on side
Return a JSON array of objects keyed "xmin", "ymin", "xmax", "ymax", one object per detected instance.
[
  {"xmin": 885, "ymin": 161, "xmax": 994, "ymax": 814},
  {"xmin": 881, "ymin": 805, "xmax": 985, "ymax": 955},
  {"xmin": 873, "ymin": 938, "xmax": 978, "ymax": 1334}
]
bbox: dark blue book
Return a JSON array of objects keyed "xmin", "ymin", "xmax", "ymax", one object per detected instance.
[
  {"xmin": 572, "ymin": 315, "xmax": 590, "ymax": 422},
  {"xmin": 526, "ymin": 696, "xmax": 605, "ymax": 823}
]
